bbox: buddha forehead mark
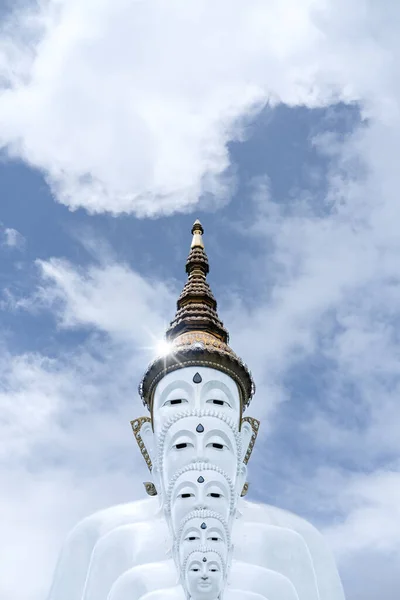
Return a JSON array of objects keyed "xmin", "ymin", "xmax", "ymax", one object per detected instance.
[{"xmin": 193, "ymin": 372, "xmax": 202, "ymax": 384}]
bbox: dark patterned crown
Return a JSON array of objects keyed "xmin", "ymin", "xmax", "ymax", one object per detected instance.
[{"xmin": 139, "ymin": 220, "xmax": 255, "ymax": 413}]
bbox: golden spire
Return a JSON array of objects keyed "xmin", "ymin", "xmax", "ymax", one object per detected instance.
[
  {"xmin": 139, "ymin": 221, "xmax": 255, "ymax": 413},
  {"xmin": 166, "ymin": 220, "xmax": 228, "ymax": 344}
]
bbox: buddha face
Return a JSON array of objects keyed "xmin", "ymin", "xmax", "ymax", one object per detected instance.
[
  {"xmin": 168, "ymin": 468, "xmax": 233, "ymax": 528},
  {"xmin": 152, "ymin": 367, "xmax": 241, "ymax": 436},
  {"xmin": 160, "ymin": 413, "xmax": 241, "ymax": 490},
  {"xmin": 178, "ymin": 515, "xmax": 229, "ymax": 563},
  {"xmin": 184, "ymin": 551, "xmax": 224, "ymax": 600}
]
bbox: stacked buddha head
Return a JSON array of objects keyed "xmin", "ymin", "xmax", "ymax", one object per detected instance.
[{"xmin": 131, "ymin": 221, "xmax": 259, "ymax": 600}]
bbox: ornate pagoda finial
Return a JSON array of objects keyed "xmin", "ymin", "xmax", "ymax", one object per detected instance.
[
  {"xmin": 191, "ymin": 219, "xmax": 205, "ymax": 249},
  {"xmin": 166, "ymin": 220, "xmax": 228, "ymax": 344},
  {"xmin": 139, "ymin": 221, "xmax": 255, "ymax": 413}
]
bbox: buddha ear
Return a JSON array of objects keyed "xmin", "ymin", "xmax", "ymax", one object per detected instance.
[
  {"xmin": 140, "ymin": 420, "xmax": 156, "ymax": 462},
  {"xmin": 151, "ymin": 463, "xmax": 164, "ymax": 508},
  {"xmin": 225, "ymin": 545, "xmax": 234, "ymax": 585},
  {"xmin": 240, "ymin": 416, "xmax": 260, "ymax": 465},
  {"xmin": 171, "ymin": 541, "xmax": 179, "ymax": 566},
  {"xmin": 227, "ymin": 543, "xmax": 234, "ymax": 567},
  {"xmin": 240, "ymin": 420, "xmax": 253, "ymax": 462},
  {"xmin": 236, "ymin": 462, "xmax": 247, "ymax": 496},
  {"xmin": 140, "ymin": 420, "xmax": 164, "ymax": 503},
  {"xmin": 130, "ymin": 416, "xmax": 156, "ymax": 471}
]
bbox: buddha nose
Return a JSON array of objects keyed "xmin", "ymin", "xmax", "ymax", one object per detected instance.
[
  {"xmin": 195, "ymin": 393, "xmax": 202, "ymax": 411},
  {"xmin": 199, "ymin": 453, "xmax": 209, "ymax": 464}
]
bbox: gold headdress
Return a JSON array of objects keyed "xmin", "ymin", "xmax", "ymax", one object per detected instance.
[{"xmin": 139, "ymin": 220, "xmax": 255, "ymax": 413}]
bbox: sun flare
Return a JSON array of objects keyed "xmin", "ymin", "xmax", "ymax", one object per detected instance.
[{"xmin": 156, "ymin": 339, "xmax": 172, "ymax": 357}]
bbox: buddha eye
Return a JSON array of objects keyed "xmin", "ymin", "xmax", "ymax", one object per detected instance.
[
  {"xmin": 207, "ymin": 442, "xmax": 224, "ymax": 450},
  {"xmin": 209, "ymin": 536, "xmax": 221, "ymax": 542},
  {"xmin": 174, "ymin": 442, "xmax": 194, "ymax": 450},
  {"xmin": 191, "ymin": 568, "xmax": 200, "ymax": 572},
  {"xmin": 180, "ymin": 493, "xmax": 194, "ymax": 499},
  {"xmin": 210, "ymin": 568, "xmax": 218, "ymax": 572},
  {"xmin": 164, "ymin": 398, "xmax": 188, "ymax": 407},
  {"xmin": 186, "ymin": 536, "xmax": 200, "ymax": 542},
  {"xmin": 208, "ymin": 492, "xmax": 222, "ymax": 498},
  {"xmin": 206, "ymin": 399, "xmax": 232, "ymax": 408}
]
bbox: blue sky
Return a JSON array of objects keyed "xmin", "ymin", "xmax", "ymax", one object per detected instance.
[{"xmin": 1, "ymin": 2, "xmax": 400, "ymax": 600}]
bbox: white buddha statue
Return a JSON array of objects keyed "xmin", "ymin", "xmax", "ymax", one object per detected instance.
[
  {"xmin": 47, "ymin": 221, "xmax": 345, "ymax": 600},
  {"xmin": 182, "ymin": 547, "xmax": 227, "ymax": 599}
]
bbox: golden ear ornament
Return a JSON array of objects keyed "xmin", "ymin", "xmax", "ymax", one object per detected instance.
[
  {"xmin": 130, "ymin": 416, "xmax": 153, "ymax": 471},
  {"xmin": 241, "ymin": 416, "xmax": 260, "ymax": 466},
  {"xmin": 144, "ymin": 482, "xmax": 158, "ymax": 496},
  {"xmin": 241, "ymin": 482, "xmax": 249, "ymax": 497}
]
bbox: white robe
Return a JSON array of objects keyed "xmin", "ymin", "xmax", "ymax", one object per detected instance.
[{"xmin": 47, "ymin": 498, "xmax": 345, "ymax": 600}]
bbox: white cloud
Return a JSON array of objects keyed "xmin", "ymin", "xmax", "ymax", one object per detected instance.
[
  {"xmin": 1, "ymin": 225, "xmax": 25, "ymax": 248},
  {"xmin": 34, "ymin": 257, "xmax": 177, "ymax": 346},
  {"xmin": 0, "ymin": 335, "xmax": 158, "ymax": 600},
  {"xmin": 1, "ymin": 1, "xmax": 400, "ymax": 598},
  {"xmin": 4, "ymin": 200, "xmax": 399, "ymax": 599},
  {"xmin": 0, "ymin": 254, "xmax": 179, "ymax": 600},
  {"xmin": 0, "ymin": 0, "xmax": 389, "ymax": 216},
  {"xmin": 325, "ymin": 470, "xmax": 400, "ymax": 557},
  {"xmin": 0, "ymin": 344, "xmax": 142, "ymax": 600}
]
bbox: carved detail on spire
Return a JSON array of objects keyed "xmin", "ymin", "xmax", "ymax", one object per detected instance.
[{"xmin": 166, "ymin": 220, "xmax": 228, "ymax": 343}]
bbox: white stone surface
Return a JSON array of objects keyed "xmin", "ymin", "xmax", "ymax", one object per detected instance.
[
  {"xmin": 47, "ymin": 367, "xmax": 345, "ymax": 600},
  {"xmin": 48, "ymin": 499, "xmax": 345, "ymax": 599}
]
